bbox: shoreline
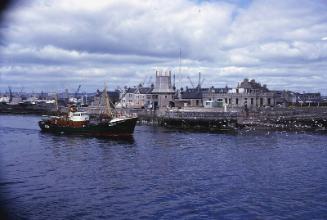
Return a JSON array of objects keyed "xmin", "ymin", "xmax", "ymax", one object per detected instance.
[{"xmin": 2, "ymin": 106, "xmax": 327, "ymax": 133}]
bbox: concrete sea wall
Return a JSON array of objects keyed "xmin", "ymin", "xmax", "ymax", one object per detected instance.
[{"xmin": 136, "ymin": 107, "xmax": 327, "ymax": 132}]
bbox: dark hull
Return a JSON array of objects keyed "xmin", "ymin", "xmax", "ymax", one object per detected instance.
[{"xmin": 39, "ymin": 117, "xmax": 138, "ymax": 136}]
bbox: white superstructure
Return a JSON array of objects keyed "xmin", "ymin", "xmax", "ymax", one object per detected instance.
[{"xmin": 68, "ymin": 112, "xmax": 90, "ymax": 122}]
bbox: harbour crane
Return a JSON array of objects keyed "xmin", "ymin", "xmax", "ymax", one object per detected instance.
[
  {"xmin": 197, "ymin": 72, "xmax": 205, "ymax": 88},
  {"xmin": 200, "ymin": 78, "xmax": 205, "ymax": 87},
  {"xmin": 74, "ymin": 85, "xmax": 81, "ymax": 98},
  {"xmin": 187, "ymin": 72, "xmax": 205, "ymax": 91},
  {"xmin": 187, "ymin": 76, "xmax": 195, "ymax": 88}
]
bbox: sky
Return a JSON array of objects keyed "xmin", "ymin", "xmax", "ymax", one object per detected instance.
[{"xmin": 0, "ymin": 0, "xmax": 327, "ymax": 93}]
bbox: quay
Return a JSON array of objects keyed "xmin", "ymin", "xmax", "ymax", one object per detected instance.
[
  {"xmin": 2, "ymin": 103, "xmax": 326, "ymax": 132},
  {"xmin": 135, "ymin": 107, "xmax": 327, "ymax": 132}
]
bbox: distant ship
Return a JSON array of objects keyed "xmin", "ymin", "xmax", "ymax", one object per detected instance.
[{"xmin": 38, "ymin": 87, "xmax": 138, "ymax": 136}]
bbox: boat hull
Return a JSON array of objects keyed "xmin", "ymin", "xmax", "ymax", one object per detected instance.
[{"xmin": 39, "ymin": 117, "xmax": 138, "ymax": 136}]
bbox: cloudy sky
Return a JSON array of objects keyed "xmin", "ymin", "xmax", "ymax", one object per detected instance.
[{"xmin": 1, "ymin": 0, "xmax": 327, "ymax": 93}]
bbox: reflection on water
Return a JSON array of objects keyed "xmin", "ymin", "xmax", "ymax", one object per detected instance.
[
  {"xmin": 40, "ymin": 132, "xmax": 136, "ymax": 145},
  {"xmin": 1, "ymin": 115, "xmax": 327, "ymax": 219}
]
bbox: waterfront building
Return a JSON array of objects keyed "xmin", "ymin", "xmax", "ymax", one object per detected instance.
[
  {"xmin": 296, "ymin": 93, "xmax": 321, "ymax": 105},
  {"xmin": 273, "ymin": 91, "xmax": 323, "ymax": 107},
  {"xmin": 202, "ymin": 87, "xmax": 231, "ymax": 108},
  {"xmin": 118, "ymin": 77, "xmax": 278, "ymax": 110},
  {"xmin": 152, "ymin": 70, "xmax": 175, "ymax": 109},
  {"xmin": 119, "ymin": 87, "xmax": 137, "ymax": 108},
  {"xmin": 118, "ymin": 85, "xmax": 154, "ymax": 109},
  {"xmin": 273, "ymin": 90, "xmax": 297, "ymax": 106},
  {"xmin": 136, "ymin": 86, "xmax": 154, "ymax": 109},
  {"xmin": 202, "ymin": 79, "xmax": 276, "ymax": 109},
  {"xmin": 174, "ymin": 87, "xmax": 203, "ymax": 108}
]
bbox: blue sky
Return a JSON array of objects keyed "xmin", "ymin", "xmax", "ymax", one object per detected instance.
[{"xmin": 1, "ymin": 0, "xmax": 327, "ymax": 94}]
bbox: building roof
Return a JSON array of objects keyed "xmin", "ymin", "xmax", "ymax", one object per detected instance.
[
  {"xmin": 202, "ymin": 87, "xmax": 230, "ymax": 94},
  {"xmin": 238, "ymin": 78, "xmax": 269, "ymax": 92},
  {"xmin": 181, "ymin": 88, "xmax": 202, "ymax": 99},
  {"xmin": 126, "ymin": 88, "xmax": 137, "ymax": 93},
  {"xmin": 138, "ymin": 87, "xmax": 153, "ymax": 94}
]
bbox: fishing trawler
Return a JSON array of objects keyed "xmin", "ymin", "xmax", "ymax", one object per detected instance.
[{"xmin": 38, "ymin": 87, "xmax": 138, "ymax": 136}]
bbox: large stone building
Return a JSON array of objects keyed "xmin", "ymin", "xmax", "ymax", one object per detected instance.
[
  {"xmin": 118, "ymin": 76, "xmax": 278, "ymax": 110},
  {"xmin": 118, "ymin": 86, "xmax": 154, "ymax": 109},
  {"xmin": 260, "ymin": 90, "xmax": 324, "ymax": 107},
  {"xmin": 174, "ymin": 87, "xmax": 203, "ymax": 107},
  {"xmin": 152, "ymin": 71, "xmax": 175, "ymax": 108},
  {"xmin": 117, "ymin": 70, "xmax": 175, "ymax": 109},
  {"xmin": 202, "ymin": 79, "xmax": 276, "ymax": 109}
]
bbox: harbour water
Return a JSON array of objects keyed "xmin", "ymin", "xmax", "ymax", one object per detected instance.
[{"xmin": 1, "ymin": 115, "xmax": 327, "ymax": 219}]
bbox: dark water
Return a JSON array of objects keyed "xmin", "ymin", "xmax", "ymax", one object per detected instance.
[{"xmin": 1, "ymin": 115, "xmax": 327, "ymax": 220}]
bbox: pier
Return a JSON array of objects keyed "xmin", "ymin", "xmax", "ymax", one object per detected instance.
[{"xmin": 136, "ymin": 107, "xmax": 327, "ymax": 132}]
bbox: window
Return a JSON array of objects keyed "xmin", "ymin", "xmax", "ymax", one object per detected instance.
[
  {"xmin": 225, "ymin": 98, "xmax": 228, "ymax": 103},
  {"xmin": 260, "ymin": 98, "xmax": 264, "ymax": 106},
  {"xmin": 236, "ymin": 98, "xmax": 239, "ymax": 105},
  {"xmin": 229, "ymin": 98, "xmax": 231, "ymax": 104},
  {"xmin": 268, "ymin": 98, "xmax": 271, "ymax": 105},
  {"xmin": 251, "ymin": 98, "xmax": 254, "ymax": 105}
]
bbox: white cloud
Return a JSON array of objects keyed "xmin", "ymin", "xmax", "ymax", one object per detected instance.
[{"xmin": 1, "ymin": 0, "xmax": 327, "ymax": 93}]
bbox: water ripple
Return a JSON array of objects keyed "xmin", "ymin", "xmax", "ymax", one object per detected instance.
[{"xmin": 1, "ymin": 115, "xmax": 327, "ymax": 219}]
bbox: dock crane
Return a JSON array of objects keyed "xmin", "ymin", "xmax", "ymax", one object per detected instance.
[
  {"xmin": 74, "ymin": 85, "xmax": 81, "ymax": 98},
  {"xmin": 187, "ymin": 72, "xmax": 205, "ymax": 91},
  {"xmin": 197, "ymin": 72, "xmax": 205, "ymax": 88},
  {"xmin": 187, "ymin": 76, "xmax": 196, "ymax": 88}
]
